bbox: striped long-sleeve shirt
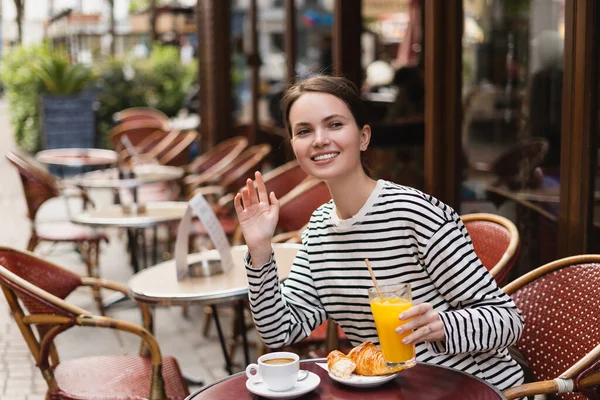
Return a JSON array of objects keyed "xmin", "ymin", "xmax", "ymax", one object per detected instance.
[{"xmin": 245, "ymin": 180, "xmax": 524, "ymax": 391}]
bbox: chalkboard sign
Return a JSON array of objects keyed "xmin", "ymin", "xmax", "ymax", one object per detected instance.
[{"xmin": 41, "ymin": 92, "xmax": 97, "ymax": 150}]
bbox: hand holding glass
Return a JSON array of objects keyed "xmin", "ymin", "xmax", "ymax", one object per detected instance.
[{"xmin": 368, "ymin": 283, "xmax": 416, "ymax": 368}]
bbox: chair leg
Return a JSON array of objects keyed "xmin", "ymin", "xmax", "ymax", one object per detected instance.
[
  {"xmin": 202, "ymin": 305, "xmax": 213, "ymax": 337},
  {"xmin": 26, "ymin": 233, "xmax": 39, "ymax": 252},
  {"xmin": 84, "ymin": 240, "xmax": 105, "ymax": 316}
]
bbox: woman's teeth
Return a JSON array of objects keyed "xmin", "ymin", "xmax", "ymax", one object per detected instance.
[{"xmin": 313, "ymin": 153, "xmax": 338, "ymax": 161}]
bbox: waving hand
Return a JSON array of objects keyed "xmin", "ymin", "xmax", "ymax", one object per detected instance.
[{"xmin": 234, "ymin": 171, "xmax": 279, "ymax": 266}]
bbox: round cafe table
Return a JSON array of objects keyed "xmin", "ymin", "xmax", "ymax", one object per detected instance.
[
  {"xmin": 128, "ymin": 243, "xmax": 301, "ymax": 375},
  {"xmin": 36, "ymin": 148, "xmax": 118, "ymax": 168},
  {"xmin": 72, "ymin": 164, "xmax": 184, "ymax": 189},
  {"xmin": 187, "ymin": 359, "xmax": 506, "ymax": 400},
  {"xmin": 71, "ymin": 201, "xmax": 188, "ymax": 272},
  {"xmin": 36, "ymin": 148, "xmax": 118, "ymax": 177}
]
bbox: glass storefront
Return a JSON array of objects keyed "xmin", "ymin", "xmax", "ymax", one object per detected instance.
[{"xmin": 461, "ymin": 0, "xmax": 565, "ymax": 276}]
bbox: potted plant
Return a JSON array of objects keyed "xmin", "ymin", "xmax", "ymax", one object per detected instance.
[{"xmin": 36, "ymin": 55, "xmax": 96, "ymax": 150}]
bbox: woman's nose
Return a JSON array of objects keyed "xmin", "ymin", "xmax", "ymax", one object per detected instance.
[{"xmin": 312, "ymin": 129, "xmax": 331, "ymax": 147}]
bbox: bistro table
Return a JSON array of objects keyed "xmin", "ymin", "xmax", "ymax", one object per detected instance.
[
  {"xmin": 36, "ymin": 148, "xmax": 118, "ymax": 177},
  {"xmin": 72, "ymin": 164, "xmax": 184, "ymax": 190},
  {"xmin": 187, "ymin": 359, "xmax": 507, "ymax": 400},
  {"xmin": 127, "ymin": 243, "xmax": 301, "ymax": 375},
  {"xmin": 71, "ymin": 201, "xmax": 188, "ymax": 272}
]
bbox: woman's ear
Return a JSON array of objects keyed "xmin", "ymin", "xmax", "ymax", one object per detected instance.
[{"xmin": 360, "ymin": 125, "xmax": 372, "ymax": 151}]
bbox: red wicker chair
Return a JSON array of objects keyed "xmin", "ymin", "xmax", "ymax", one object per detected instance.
[
  {"xmin": 460, "ymin": 213, "xmax": 520, "ymax": 285},
  {"xmin": 6, "ymin": 150, "xmax": 109, "ymax": 314},
  {"xmin": 113, "ymin": 107, "xmax": 169, "ymax": 125},
  {"xmin": 109, "ymin": 120, "xmax": 167, "ymax": 152},
  {"xmin": 186, "ymin": 135, "xmax": 248, "ymax": 176},
  {"xmin": 0, "ymin": 246, "xmax": 189, "ymax": 400},
  {"xmin": 502, "ymin": 255, "xmax": 600, "ymax": 400},
  {"xmin": 185, "ymin": 144, "xmax": 272, "ymax": 198}
]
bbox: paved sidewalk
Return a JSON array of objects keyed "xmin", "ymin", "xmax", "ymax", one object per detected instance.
[{"xmin": 0, "ymin": 100, "xmax": 259, "ymax": 399}]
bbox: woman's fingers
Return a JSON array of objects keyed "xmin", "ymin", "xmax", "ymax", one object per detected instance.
[
  {"xmin": 246, "ymin": 178, "xmax": 259, "ymax": 204},
  {"xmin": 255, "ymin": 171, "xmax": 269, "ymax": 204},
  {"xmin": 234, "ymin": 193, "xmax": 244, "ymax": 215},
  {"xmin": 399, "ymin": 303, "xmax": 432, "ymax": 320},
  {"xmin": 241, "ymin": 186, "xmax": 252, "ymax": 210},
  {"xmin": 269, "ymin": 191, "xmax": 279, "ymax": 213},
  {"xmin": 402, "ymin": 320, "xmax": 445, "ymax": 344},
  {"xmin": 395, "ymin": 302, "xmax": 445, "ymax": 344}
]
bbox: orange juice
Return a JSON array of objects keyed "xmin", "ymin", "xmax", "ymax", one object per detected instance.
[{"xmin": 370, "ymin": 297, "xmax": 416, "ymax": 366}]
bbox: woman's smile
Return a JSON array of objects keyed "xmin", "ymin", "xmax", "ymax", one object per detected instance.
[{"xmin": 311, "ymin": 152, "xmax": 340, "ymax": 162}]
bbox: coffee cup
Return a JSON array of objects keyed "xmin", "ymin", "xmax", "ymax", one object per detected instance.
[{"xmin": 245, "ymin": 352, "xmax": 300, "ymax": 392}]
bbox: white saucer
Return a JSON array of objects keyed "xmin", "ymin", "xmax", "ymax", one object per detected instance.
[
  {"xmin": 245, "ymin": 371, "xmax": 321, "ymax": 399},
  {"xmin": 327, "ymin": 371, "xmax": 399, "ymax": 388}
]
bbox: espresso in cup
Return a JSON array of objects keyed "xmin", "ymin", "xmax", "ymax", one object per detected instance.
[
  {"xmin": 263, "ymin": 358, "xmax": 295, "ymax": 365},
  {"xmin": 246, "ymin": 352, "xmax": 300, "ymax": 392}
]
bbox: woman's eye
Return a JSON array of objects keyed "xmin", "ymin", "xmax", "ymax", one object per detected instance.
[
  {"xmin": 295, "ymin": 129, "xmax": 310, "ymax": 136},
  {"xmin": 330, "ymin": 122, "xmax": 343, "ymax": 128}
]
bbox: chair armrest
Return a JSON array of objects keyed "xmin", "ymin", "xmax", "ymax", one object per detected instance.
[
  {"xmin": 217, "ymin": 193, "xmax": 235, "ymax": 210},
  {"xmin": 81, "ymin": 277, "xmax": 154, "ymax": 332},
  {"xmin": 193, "ymin": 185, "xmax": 225, "ymax": 198},
  {"xmin": 503, "ymin": 380, "xmax": 561, "ymax": 400},
  {"xmin": 78, "ymin": 315, "xmax": 163, "ymax": 363}
]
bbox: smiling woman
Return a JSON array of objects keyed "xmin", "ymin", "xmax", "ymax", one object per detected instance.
[{"xmin": 233, "ymin": 75, "xmax": 526, "ymax": 392}]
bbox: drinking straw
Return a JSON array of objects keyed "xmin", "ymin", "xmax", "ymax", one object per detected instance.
[{"xmin": 364, "ymin": 258, "xmax": 382, "ymax": 297}]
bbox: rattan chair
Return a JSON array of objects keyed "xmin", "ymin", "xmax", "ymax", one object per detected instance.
[
  {"xmin": 0, "ymin": 246, "xmax": 189, "ymax": 400},
  {"xmin": 109, "ymin": 120, "xmax": 167, "ymax": 151},
  {"xmin": 6, "ymin": 150, "xmax": 109, "ymax": 314},
  {"xmin": 113, "ymin": 107, "xmax": 169, "ymax": 125},
  {"xmin": 277, "ymin": 178, "xmax": 331, "ymax": 233},
  {"xmin": 186, "ymin": 135, "xmax": 248, "ymax": 176},
  {"xmin": 461, "ymin": 213, "xmax": 520, "ymax": 285},
  {"xmin": 502, "ymin": 255, "xmax": 600, "ymax": 400},
  {"xmin": 184, "ymin": 144, "xmax": 272, "ymax": 198}
]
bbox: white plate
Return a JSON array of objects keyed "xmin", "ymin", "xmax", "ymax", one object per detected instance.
[
  {"xmin": 316, "ymin": 362, "xmax": 399, "ymax": 388},
  {"xmin": 245, "ymin": 371, "xmax": 320, "ymax": 399},
  {"xmin": 328, "ymin": 371, "xmax": 399, "ymax": 388}
]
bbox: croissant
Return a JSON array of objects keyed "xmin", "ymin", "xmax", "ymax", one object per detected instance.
[
  {"xmin": 347, "ymin": 341, "xmax": 404, "ymax": 376},
  {"xmin": 327, "ymin": 350, "xmax": 356, "ymax": 379}
]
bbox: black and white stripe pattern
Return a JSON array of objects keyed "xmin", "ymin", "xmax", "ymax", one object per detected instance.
[{"xmin": 246, "ymin": 180, "xmax": 524, "ymax": 390}]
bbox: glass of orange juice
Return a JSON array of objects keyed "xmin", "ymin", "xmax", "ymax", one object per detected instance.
[{"xmin": 368, "ymin": 283, "xmax": 416, "ymax": 369}]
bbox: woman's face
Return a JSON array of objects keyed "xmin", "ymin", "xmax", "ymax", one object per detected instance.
[{"xmin": 289, "ymin": 92, "xmax": 370, "ymax": 183}]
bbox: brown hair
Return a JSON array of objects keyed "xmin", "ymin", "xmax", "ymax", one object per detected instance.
[
  {"xmin": 281, "ymin": 75, "xmax": 368, "ymax": 137},
  {"xmin": 280, "ymin": 75, "xmax": 371, "ymax": 175}
]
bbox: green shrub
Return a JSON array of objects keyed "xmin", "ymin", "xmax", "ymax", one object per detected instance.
[
  {"xmin": 135, "ymin": 44, "xmax": 197, "ymax": 117},
  {"xmin": 0, "ymin": 45, "xmax": 52, "ymax": 152},
  {"xmin": 92, "ymin": 58, "xmax": 147, "ymax": 147}
]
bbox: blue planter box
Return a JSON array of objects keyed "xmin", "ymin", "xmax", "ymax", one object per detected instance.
[{"xmin": 41, "ymin": 92, "xmax": 97, "ymax": 150}]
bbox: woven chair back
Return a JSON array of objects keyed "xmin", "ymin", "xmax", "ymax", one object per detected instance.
[
  {"xmin": 217, "ymin": 144, "xmax": 272, "ymax": 193},
  {"xmin": 262, "ymin": 160, "xmax": 308, "ymax": 199},
  {"xmin": 461, "ymin": 213, "xmax": 520, "ymax": 284},
  {"xmin": 108, "ymin": 120, "xmax": 166, "ymax": 151},
  {"xmin": 0, "ymin": 247, "xmax": 83, "ymax": 345},
  {"xmin": 6, "ymin": 151, "xmax": 60, "ymax": 222},
  {"xmin": 278, "ymin": 179, "xmax": 331, "ymax": 232},
  {"xmin": 188, "ymin": 136, "xmax": 248, "ymax": 175},
  {"xmin": 509, "ymin": 260, "xmax": 600, "ymax": 399},
  {"xmin": 113, "ymin": 107, "xmax": 169, "ymax": 125},
  {"xmin": 157, "ymin": 129, "xmax": 198, "ymax": 167}
]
